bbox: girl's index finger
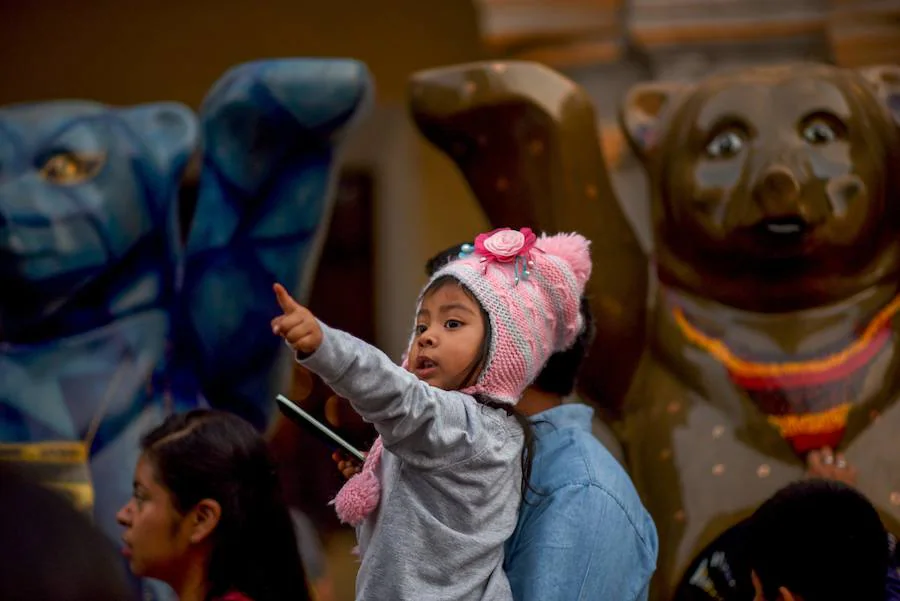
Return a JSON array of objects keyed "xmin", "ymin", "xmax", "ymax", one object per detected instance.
[{"xmin": 273, "ymin": 283, "xmax": 300, "ymax": 314}]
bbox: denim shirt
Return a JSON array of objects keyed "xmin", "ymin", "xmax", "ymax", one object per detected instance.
[{"xmin": 504, "ymin": 404, "xmax": 659, "ymax": 601}]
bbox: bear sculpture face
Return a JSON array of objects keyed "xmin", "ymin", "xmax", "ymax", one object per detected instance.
[
  {"xmin": 624, "ymin": 63, "xmax": 900, "ymax": 313},
  {"xmin": 0, "ymin": 101, "xmax": 196, "ymax": 341}
]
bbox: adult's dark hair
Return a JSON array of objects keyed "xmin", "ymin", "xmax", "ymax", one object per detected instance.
[
  {"xmin": 425, "ymin": 242, "xmax": 596, "ymax": 397},
  {"xmin": 747, "ymin": 479, "xmax": 889, "ymax": 601},
  {"xmin": 0, "ymin": 464, "xmax": 132, "ymax": 601},
  {"xmin": 532, "ymin": 296, "xmax": 594, "ymax": 396},
  {"xmin": 141, "ymin": 410, "xmax": 310, "ymax": 601},
  {"xmin": 425, "ymin": 242, "xmax": 468, "ymax": 278}
]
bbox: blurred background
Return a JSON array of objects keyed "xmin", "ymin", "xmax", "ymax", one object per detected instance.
[{"xmin": 3, "ymin": 1, "xmax": 897, "ymax": 599}]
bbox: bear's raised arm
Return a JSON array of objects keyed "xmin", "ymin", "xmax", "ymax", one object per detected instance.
[
  {"xmin": 174, "ymin": 58, "xmax": 373, "ymax": 428},
  {"xmin": 408, "ymin": 61, "xmax": 647, "ymax": 410}
]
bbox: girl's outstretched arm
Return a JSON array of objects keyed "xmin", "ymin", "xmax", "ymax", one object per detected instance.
[{"xmin": 272, "ymin": 284, "xmax": 511, "ymax": 470}]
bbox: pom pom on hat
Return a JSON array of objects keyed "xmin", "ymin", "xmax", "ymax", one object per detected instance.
[{"xmin": 534, "ymin": 232, "xmax": 592, "ymax": 288}]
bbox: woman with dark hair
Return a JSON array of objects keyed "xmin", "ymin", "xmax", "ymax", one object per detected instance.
[{"xmin": 116, "ymin": 410, "xmax": 311, "ymax": 601}]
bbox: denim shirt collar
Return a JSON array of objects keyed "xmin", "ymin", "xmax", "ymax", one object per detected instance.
[{"xmin": 530, "ymin": 403, "xmax": 594, "ymax": 433}]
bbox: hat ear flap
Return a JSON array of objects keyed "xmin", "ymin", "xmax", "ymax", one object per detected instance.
[{"xmin": 535, "ymin": 233, "xmax": 592, "ymax": 288}]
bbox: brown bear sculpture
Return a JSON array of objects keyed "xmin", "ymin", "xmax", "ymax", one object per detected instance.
[{"xmin": 410, "ymin": 60, "xmax": 900, "ymax": 600}]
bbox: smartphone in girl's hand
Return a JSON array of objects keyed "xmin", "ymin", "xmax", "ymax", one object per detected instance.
[{"xmin": 276, "ymin": 394, "xmax": 366, "ymax": 461}]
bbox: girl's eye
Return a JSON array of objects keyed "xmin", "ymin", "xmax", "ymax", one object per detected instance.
[
  {"xmin": 415, "ymin": 324, "xmax": 427, "ymax": 335},
  {"xmin": 445, "ymin": 319, "xmax": 462, "ymax": 329}
]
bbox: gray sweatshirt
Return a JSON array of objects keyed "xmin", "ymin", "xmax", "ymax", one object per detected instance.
[{"xmin": 299, "ymin": 322, "xmax": 524, "ymax": 601}]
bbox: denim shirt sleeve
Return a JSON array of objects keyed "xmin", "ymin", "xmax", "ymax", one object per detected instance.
[
  {"xmin": 505, "ymin": 482, "xmax": 657, "ymax": 601},
  {"xmin": 298, "ymin": 321, "xmax": 503, "ymax": 469}
]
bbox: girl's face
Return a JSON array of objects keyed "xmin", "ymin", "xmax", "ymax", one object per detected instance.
[
  {"xmin": 115, "ymin": 455, "xmax": 194, "ymax": 582},
  {"xmin": 407, "ymin": 281, "xmax": 486, "ymax": 390}
]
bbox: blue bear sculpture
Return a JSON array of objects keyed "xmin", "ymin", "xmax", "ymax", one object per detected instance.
[{"xmin": 0, "ymin": 58, "xmax": 372, "ymax": 597}]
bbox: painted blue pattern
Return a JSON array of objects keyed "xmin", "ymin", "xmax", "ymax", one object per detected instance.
[
  {"xmin": 174, "ymin": 59, "xmax": 371, "ymax": 429},
  {"xmin": 0, "ymin": 58, "xmax": 372, "ymax": 599}
]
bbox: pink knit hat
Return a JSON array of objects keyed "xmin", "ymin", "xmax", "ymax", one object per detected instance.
[
  {"xmin": 424, "ymin": 227, "xmax": 592, "ymax": 405},
  {"xmin": 332, "ymin": 228, "xmax": 591, "ymax": 527}
]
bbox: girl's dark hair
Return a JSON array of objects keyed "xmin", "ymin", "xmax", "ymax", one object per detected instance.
[
  {"xmin": 140, "ymin": 410, "xmax": 311, "ymax": 601},
  {"xmin": 421, "ymin": 275, "xmax": 536, "ymax": 504}
]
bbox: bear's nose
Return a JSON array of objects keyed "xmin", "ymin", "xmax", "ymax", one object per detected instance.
[
  {"xmin": 756, "ymin": 166, "xmax": 800, "ymax": 204},
  {"xmin": 753, "ymin": 165, "xmax": 803, "ymax": 215}
]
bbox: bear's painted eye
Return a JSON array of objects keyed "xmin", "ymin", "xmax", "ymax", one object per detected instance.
[
  {"xmin": 39, "ymin": 151, "xmax": 105, "ymax": 185},
  {"xmin": 705, "ymin": 130, "xmax": 745, "ymax": 159},
  {"xmin": 801, "ymin": 121, "xmax": 836, "ymax": 145},
  {"xmin": 799, "ymin": 112, "xmax": 846, "ymax": 146}
]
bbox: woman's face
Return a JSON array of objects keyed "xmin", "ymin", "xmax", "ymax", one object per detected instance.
[{"xmin": 115, "ymin": 455, "xmax": 194, "ymax": 582}]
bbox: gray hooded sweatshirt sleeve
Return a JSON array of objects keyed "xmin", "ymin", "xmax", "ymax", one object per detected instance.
[{"xmin": 298, "ymin": 322, "xmax": 523, "ymax": 601}]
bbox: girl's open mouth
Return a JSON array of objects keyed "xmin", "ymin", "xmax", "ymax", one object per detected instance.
[{"xmin": 414, "ymin": 356, "xmax": 438, "ymax": 377}]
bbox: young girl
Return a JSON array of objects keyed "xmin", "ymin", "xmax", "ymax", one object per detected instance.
[
  {"xmin": 272, "ymin": 227, "xmax": 591, "ymax": 600},
  {"xmin": 116, "ymin": 410, "xmax": 311, "ymax": 601}
]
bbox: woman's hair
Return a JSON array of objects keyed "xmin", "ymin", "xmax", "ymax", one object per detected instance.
[
  {"xmin": 420, "ymin": 275, "xmax": 536, "ymax": 504},
  {"xmin": 140, "ymin": 410, "xmax": 311, "ymax": 601}
]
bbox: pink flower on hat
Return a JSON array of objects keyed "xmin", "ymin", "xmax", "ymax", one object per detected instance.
[{"xmin": 474, "ymin": 227, "xmax": 537, "ymax": 264}]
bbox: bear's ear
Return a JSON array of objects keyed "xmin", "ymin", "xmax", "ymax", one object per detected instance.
[
  {"xmin": 120, "ymin": 102, "xmax": 198, "ymax": 178},
  {"xmin": 619, "ymin": 81, "xmax": 688, "ymax": 162},
  {"xmin": 858, "ymin": 64, "xmax": 900, "ymax": 127}
]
